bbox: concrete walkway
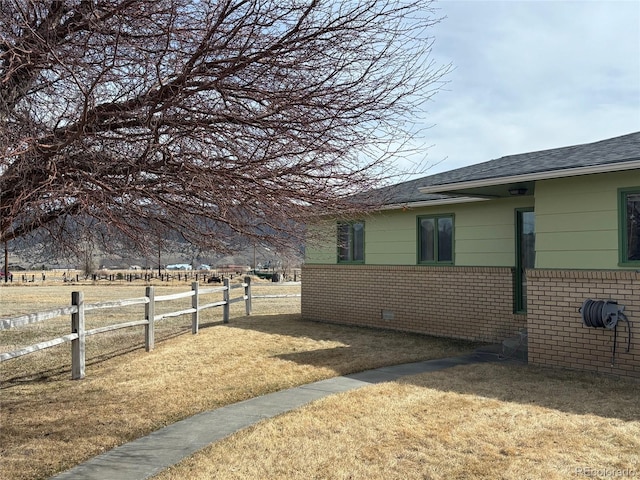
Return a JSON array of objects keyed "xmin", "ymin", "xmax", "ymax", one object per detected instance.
[{"xmin": 52, "ymin": 349, "xmax": 513, "ymax": 480}]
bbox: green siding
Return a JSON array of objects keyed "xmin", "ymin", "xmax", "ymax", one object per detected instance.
[
  {"xmin": 305, "ymin": 169, "xmax": 640, "ymax": 269},
  {"xmin": 535, "ymin": 170, "xmax": 640, "ymax": 270},
  {"xmin": 455, "ymin": 198, "xmax": 532, "ymax": 266},
  {"xmin": 306, "ymin": 197, "xmax": 533, "ymax": 266},
  {"xmin": 535, "ymin": 211, "xmax": 617, "ymax": 233},
  {"xmin": 365, "ymin": 210, "xmax": 422, "ymax": 264},
  {"xmin": 304, "ymin": 220, "xmax": 338, "ymax": 264}
]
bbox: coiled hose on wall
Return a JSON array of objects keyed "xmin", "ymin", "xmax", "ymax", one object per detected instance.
[{"xmin": 580, "ymin": 299, "xmax": 632, "ymax": 365}]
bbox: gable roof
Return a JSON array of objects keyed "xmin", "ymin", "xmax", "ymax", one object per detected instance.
[{"xmin": 377, "ymin": 131, "xmax": 640, "ymax": 206}]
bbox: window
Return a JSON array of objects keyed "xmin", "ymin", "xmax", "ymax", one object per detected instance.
[
  {"xmin": 620, "ymin": 188, "xmax": 640, "ymax": 265},
  {"xmin": 337, "ymin": 221, "xmax": 364, "ymax": 263},
  {"xmin": 418, "ymin": 215, "xmax": 454, "ymax": 264},
  {"xmin": 515, "ymin": 208, "xmax": 535, "ymax": 313}
]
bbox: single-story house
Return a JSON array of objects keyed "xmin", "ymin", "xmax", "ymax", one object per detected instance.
[{"xmin": 302, "ymin": 131, "xmax": 640, "ymax": 378}]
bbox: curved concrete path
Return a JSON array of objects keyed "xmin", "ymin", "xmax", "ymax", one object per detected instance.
[{"xmin": 52, "ymin": 350, "xmax": 513, "ymax": 480}]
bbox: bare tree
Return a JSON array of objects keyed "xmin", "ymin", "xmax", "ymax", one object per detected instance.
[{"xmin": 1, "ymin": 0, "xmax": 448, "ymax": 255}]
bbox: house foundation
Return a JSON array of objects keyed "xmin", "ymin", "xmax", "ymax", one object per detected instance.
[
  {"xmin": 301, "ymin": 264, "xmax": 526, "ymax": 343},
  {"xmin": 527, "ymin": 269, "xmax": 640, "ymax": 378},
  {"xmin": 302, "ymin": 265, "xmax": 640, "ymax": 378}
]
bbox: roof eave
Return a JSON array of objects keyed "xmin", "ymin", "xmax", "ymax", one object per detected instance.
[
  {"xmin": 418, "ymin": 160, "xmax": 640, "ymax": 195},
  {"xmin": 380, "ymin": 196, "xmax": 489, "ymax": 211}
]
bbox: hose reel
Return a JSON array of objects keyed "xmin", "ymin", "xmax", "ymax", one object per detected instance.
[{"xmin": 579, "ymin": 299, "xmax": 632, "ymax": 365}]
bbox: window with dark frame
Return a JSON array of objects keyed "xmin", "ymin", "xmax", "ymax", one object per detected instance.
[
  {"xmin": 515, "ymin": 208, "xmax": 535, "ymax": 313},
  {"xmin": 337, "ymin": 221, "xmax": 364, "ymax": 263},
  {"xmin": 620, "ymin": 188, "xmax": 640, "ymax": 264},
  {"xmin": 418, "ymin": 215, "xmax": 454, "ymax": 264}
]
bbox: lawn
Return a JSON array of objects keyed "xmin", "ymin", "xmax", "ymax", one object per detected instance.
[
  {"xmin": 2, "ymin": 280, "xmax": 638, "ymax": 479},
  {"xmin": 1, "ymin": 281, "xmax": 479, "ymax": 480},
  {"xmin": 156, "ymin": 362, "xmax": 640, "ymax": 480}
]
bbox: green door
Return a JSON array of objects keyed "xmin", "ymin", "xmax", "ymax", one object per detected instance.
[{"xmin": 515, "ymin": 209, "xmax": 535, "ymax": 313}]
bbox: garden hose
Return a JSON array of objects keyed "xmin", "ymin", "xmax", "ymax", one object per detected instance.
[{"xmin": 579, "ymin": 299, "xmax": 632, "ymax": 365}]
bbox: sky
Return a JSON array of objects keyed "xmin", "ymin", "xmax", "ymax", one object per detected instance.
[{"xmin": 405, "ymin": 0, "xmax": 640, "ymax": 177}]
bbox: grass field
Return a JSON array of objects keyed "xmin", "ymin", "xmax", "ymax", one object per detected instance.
[
  {"xmin": 1, "ymin": 281, "xmax": 479, "ymax": 480},
  {"xmin": 1, "ymin": 280, "xmax": 639, "ymax": 480},
  {"xmin": 155, "ymin": 362, "xmax": 640, "ymax": 480},
  {"xmin": 1, "ymin": 277, "xmax": 264, "ymax": 382}
]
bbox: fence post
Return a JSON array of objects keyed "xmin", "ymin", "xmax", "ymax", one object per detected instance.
[
  {"xmin": 191, "ymin": 281, "xmax": 199, "ymax": 334},
  {"xmin": 145, "ymin": 286, "xmax": 155, "ymax": 352},
  {"xmin": 244, "ymin": 276, "xmax": 252, "ymax": 315},
  {"xmin": 223, "ymin": 278, "xmax": 230, "ymax": 324},
  {"xmin": 71, "ymin": 291, "xmax": 85, "ymax": 380}
]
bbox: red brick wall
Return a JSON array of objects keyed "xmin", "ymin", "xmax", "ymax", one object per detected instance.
[
  {"xmin": 528, "ymin": 270, "xmax": 640, "ymax": 378},
  {"xmin": 301, "ymin": 264, "xmax": 526, "ymax": 343}
]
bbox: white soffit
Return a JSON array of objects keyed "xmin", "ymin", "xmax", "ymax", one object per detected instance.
[{"xmin": 381, "ymin": 196, "xmax": 489, "ymax": 211}]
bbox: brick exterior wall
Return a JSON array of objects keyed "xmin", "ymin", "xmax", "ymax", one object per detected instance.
[
  {"xmin": 528, "ymin": 269, "xmax": 640, "ymax": 379},
  {"xmin": 301, "ymin": 264, "xmax": 526, "ymax": 343}
]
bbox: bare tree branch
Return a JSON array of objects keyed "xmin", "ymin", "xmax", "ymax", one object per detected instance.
[{"xmin": 1, "ymin": 0, "xmax": 449, "ymax": 254}]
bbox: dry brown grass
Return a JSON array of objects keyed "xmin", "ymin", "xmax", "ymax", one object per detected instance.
[
  {"xmin": 1, "ymin": 280, "xmax": 259, "ymax": 381},
  {"xmin": 155, "ymin": 363, "xmax": 640, "ymax": 480},
  {"xmin": 0, "ymin": 281, "xmax": 478, "ymax": 480}
]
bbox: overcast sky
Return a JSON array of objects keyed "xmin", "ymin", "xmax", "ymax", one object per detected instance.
[{"xmin": 406, "ymin": 0, "xmax": 640, "ymax": 177}]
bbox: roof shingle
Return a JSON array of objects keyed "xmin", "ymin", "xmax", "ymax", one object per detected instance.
[{"xmin": 376, "ymin": 131, "xmax": 640, "ymax": 205}]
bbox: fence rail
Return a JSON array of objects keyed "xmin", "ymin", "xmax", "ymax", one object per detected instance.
[
  {"xmin": 0, "ymin": 306, "xmax": 80, "ymax": 330},
  {"xmin": 0, "ymin": 277, "xmax": 253, "ymax": 379}
]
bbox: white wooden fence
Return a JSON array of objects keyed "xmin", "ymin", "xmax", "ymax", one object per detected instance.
[{"xmin": 0, "ymin": 277, "xmax": 252, "ymax": 379}]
